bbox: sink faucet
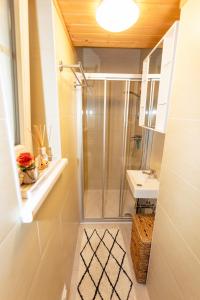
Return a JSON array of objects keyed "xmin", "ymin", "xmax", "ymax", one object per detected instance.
[{"xmin": 142, "ymin": 169, "xmax": 156, "ymax": 177}]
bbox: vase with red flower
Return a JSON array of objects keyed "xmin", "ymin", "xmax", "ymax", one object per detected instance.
[{"xmin": 17, "ymin": 152, "xmax": 38, "ymax": 184}]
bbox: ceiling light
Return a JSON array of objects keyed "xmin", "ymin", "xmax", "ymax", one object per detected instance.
[{"xmin": 96, "ymin": 0, "xmax": 140, "ymax": 33}]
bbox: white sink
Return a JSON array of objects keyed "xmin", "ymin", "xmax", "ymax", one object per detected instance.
[{"xmin": 126, "ymin": 170, "xmax": 159, "ymax": 199}]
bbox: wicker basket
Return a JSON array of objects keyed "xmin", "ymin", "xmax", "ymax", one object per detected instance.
[{"xmin": 130, "ymin": 214, "xmax": 154, "ymax": 284}]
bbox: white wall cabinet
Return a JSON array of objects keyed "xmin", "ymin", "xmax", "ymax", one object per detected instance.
[
  {"xmin": 139, "ymin": 57, "xmax": 149, "ymax": 126},
  {"xmin": 139, "ymin": 21, "xmax": 179, "ymax": 133}
]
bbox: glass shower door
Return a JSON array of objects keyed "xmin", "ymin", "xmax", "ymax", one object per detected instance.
[
  {"xmin": 103, "ymin": 80, "xmax": 127, "ymax": 218},
  {"xmin": 82, "ymin": 78, "xmax": 142, "ymax": 220},
  {"xmin": 122, "ymin": 81, "xmax": 142, "ymax": 217},
  {"xmin": 82, "ymin": 80, "xmax": 104, "ymax": 218}
]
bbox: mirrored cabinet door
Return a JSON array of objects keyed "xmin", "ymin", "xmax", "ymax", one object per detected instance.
[
  {"xmin": 149, "ymin": 41, "xmax": 163, "ymax": 75},
  {"xmin": 144, "ymin": 80, "xmax": 152, "ymax": 127},
  {"xmin": 139, "ymin": 21, "xmax": 179, "ymax": 133},
  {"xmin": 150, "ymin": 80, "xmax": 159, "ymax": 129}
]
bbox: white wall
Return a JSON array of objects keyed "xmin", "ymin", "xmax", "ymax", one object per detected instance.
[
  {"xmin": 147, "ymin": 0, "xmax": 200, "ymax": 298},
  {"xmin": 77, "ymin": 47, "xmax": 143, "ymax": 73},
  {"xmin": 0, "ymin": 2, "xmax": 80, "ymax": 299}
]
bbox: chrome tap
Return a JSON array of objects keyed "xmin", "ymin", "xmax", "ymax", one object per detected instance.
[{"xmin": 142, "ymin": 169, "xmax": 156, "ymax": 177}]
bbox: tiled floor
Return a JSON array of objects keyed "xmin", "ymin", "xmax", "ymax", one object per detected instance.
[
  {"xmin": 69, "ymin": 223, "xmax": 150, "ymax": 300},
  {"xmin": 84, "ymin": 190, "xmax": 103, "ymax": 218}
]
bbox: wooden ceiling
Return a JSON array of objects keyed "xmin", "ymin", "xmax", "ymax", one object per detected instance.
[{"xmin": 57, "ymin": 0, "xmax": 180, "ymax": 48}]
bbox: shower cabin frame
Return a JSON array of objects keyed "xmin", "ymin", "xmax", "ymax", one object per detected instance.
[{"xmin": 76, "ymin": 73, "xmax": 159, "ymax": 223}]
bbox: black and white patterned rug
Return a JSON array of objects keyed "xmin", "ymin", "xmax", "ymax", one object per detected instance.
[{"xmin": 76, "ymin": 228, "xmax": 134, "ymax": 300}]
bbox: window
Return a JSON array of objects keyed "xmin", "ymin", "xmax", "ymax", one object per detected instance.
[
  {"xmin": 0, "ymin": 0, "xmax": 32, "ymax": 151},
  {"xmin": 0, "ymin": 0, "xmax": 20, "ymax": 144}
]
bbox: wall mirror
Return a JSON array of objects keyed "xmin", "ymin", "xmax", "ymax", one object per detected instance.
[{"xmin": 149, "ymin": 40, "xmax": 163, "ymax": 75}]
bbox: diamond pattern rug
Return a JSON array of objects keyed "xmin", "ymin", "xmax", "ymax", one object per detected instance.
[{"xmin": 76, "ymin": 228, "xmax": 134, "ymax": 300}]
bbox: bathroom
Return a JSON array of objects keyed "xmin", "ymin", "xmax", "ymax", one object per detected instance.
[{"xmin": 0, "ymin": 0, "xmax": 200, "ymax": 299}]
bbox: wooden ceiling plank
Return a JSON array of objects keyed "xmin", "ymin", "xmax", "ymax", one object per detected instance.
[
  {"xmin": 57, "ymin": 0, "xmax": 180, "ymax": 48},
  {"xmin": 74, "ymin": 42, "xmax": 158, "ymax": 48},
  {"xmin": 58, "ymin": 3, "xmax": 179, "ymax": 14},
  {"xmin": 62, "ymin": 16, "xmax": 179, "ymax": 25},
  {"xmin": 67, "ymin": 23, "xmax": 175, "ymax": 32},
  {"xmin": 58, "ymin": 0, "xmax": 179, "ymax": 5}
]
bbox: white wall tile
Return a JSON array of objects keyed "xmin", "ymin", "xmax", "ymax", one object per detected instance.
[
  {"xmin": 149, "ymin": 205, "xmax": 200, "ymax": 299},
  {"xmin": 0, "ymin": 223, "xmax": 41, "ymax": 300},
  {"xmin": 147, "ymin": 1, "xmax": 200, "ymax": 299}
]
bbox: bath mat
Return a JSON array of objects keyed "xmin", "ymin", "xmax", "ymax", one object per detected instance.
[{"xmin": 76, "ymin": 228, "xmax": 134, "ymax": 300}]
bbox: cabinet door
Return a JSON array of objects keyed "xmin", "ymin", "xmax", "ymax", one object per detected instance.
[
  {"xmin": 157, "ymin": 22, "xmax": 178, "ymax": 105},
  {"xmin": 156, "ymin": 22, "xmax": 179, "ymax": 132},
  {"xmin": 162, "ymin": 22, "xmax": 178, "ymax": 67},
  {"xmin": 139, "ymin": 57, "xmax": 149, "ymax": 126},
  {"xmin": 143, "ymin": 80, "xmax": 160, "ymax": 129},
  {"xmin": 144, "ymin": 80, "xmax": 152, "ymax": 127},
  {"xmin": 155, "ymin": 103, "xmax": 168, "ymax": 133},
  {"xmin": 158, "ymin": 22, "xmax": 178, "ymax": 105},
  {"xmin": 140, "ymin": 79, "xmax": 148, "ymax": 108},
  {"xmin": 142, "ymin": 57, "xmax": 149, "ymax": 81},
  {"xmin": 157, "ymin": 63, "xmax": 171, "ymax": 104},
  {"xmin": 150, "ymin": 80, "xmax": 159, "ymax": 129},
  {"xmin": 140, "ymin": 58, "xmax": 149, "ymax": 106}
]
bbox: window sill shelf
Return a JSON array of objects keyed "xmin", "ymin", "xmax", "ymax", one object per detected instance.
[{"xmin": 20, "ymin": 158, "xmax": 68, "ymax": 223}]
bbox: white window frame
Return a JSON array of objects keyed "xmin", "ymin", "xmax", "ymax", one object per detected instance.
[
  {"xmin": 14, "ymin": 0, "xmax": 32, "ymax": 155},
  {"xmin": 13, "ymin": 0, "xmax": 62, "ymax": 159},
  {"xmin": 0, "ymin": 0, "xmax": 67, "ymax": 224},
  {"xmin": 35, "ymin": 0, "xmax": 62, "ymax": 160}
]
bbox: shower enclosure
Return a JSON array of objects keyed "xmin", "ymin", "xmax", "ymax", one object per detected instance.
[{"xmin": 79, "ymin": 74, "xmax": 143, "ymax": 221}]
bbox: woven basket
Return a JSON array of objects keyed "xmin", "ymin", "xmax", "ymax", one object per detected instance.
[{"xmin": 130, "ymin": 214, "xmax": 154, "ymax": 284}]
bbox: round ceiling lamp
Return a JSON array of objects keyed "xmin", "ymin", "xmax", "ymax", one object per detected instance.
[{"xmin": 96, "ymin": 0, "xmax": 140, "ymax": 33}]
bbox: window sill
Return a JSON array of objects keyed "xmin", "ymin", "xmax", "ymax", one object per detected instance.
[{"xmin": 20, "ymin": 158, "xmax": 68, "ymax": 223}]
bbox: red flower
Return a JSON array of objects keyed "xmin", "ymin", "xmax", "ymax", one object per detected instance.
[{"xmin": 17, "ymin": 152, "xmax": 35, "ymax": 169}]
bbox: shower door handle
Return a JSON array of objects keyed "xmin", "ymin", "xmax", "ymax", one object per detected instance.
[
  {"xmin": 119, "ymin": 80, "xmax": 130, "ymax": 217},
  {"xmin": 102, "ymin": 80, "xmax": 107, "ymax": 218}
]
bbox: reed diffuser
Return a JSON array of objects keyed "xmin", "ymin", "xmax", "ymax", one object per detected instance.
[
  {"xmin": 33, "ymin": 125, "xmax": 49, "ymax": 170},
  {"xmin": 47, "ymin": 126, "xmax": 53, "ymax": 161}
]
